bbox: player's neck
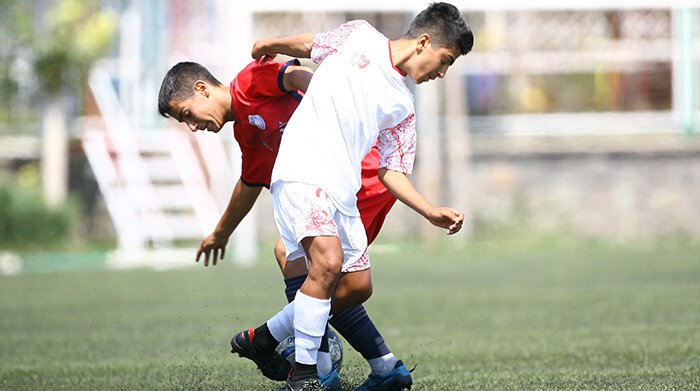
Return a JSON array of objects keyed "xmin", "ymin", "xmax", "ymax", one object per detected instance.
[
  {"xmin": 388, "ymin": 38, "xmax": 416, "ymax": 75},
  {"xmin": 216, "ymin": 84, "xmax": 235, "ymax": 123}
]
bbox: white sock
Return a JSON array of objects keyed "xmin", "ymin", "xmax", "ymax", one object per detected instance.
[
  {"xmin": 293, "ymin": 291, "xmax": 331, "ymax": 365},
  {"xmin": 317, "ymin": 351, "xmax": 332, "ymax": 376},
  {"xmin": 368, "ymin": 353, "xmax": 398, "ymax": 376},
  {"xmin": 266, "ymin": 302, "xmax": 295, "ymax": 342}
]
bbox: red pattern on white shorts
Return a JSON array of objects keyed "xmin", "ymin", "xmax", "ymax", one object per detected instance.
[
  {"xmin": 343, "ymin": 248, "xmax": 371, "ymax": 272},
  {"xmin": 303, "ymin": 188, "xmax": 339, "ymax": 237}
]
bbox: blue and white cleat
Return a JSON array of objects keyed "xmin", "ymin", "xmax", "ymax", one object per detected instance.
[
  {"xmin": 352, "ymin": 360, "xmax": 413, "ymax": 391},
  {"xmin": 319, "ymin": 369, "xmax": 341, "ymax": 391}
]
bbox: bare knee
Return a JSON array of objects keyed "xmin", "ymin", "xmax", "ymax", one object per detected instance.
[
  {"xmin": 308, "ymin": 248, "xmax": 343, "ymax": 284},
  {"xmin": 302, "ymin": 237, "xmax": 343, "ymax": 297},
  {"xmin": 357, "ymin": 280, "xmax": 373, "ymax": 302},
  {"xmin": 332, "ymin": 270, "xmax": 373, "ymax": 312}
]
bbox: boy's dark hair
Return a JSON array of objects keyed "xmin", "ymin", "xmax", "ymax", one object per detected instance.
[
  {"xmin": 404, "ymin": 2, "xmax": 474, "ymax": 56},
  {"xmin": 158, "ymin": 62, "xmax": 223, "ymax": 117}
]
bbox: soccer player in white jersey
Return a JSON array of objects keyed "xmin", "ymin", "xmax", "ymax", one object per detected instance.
[
  {"xmin": 234, "ymin": 3, "xmax": 474, "ymax": 390},
  {"xmin": 159, "ymin": 60, "xmax": 417, "ymax": 390}
]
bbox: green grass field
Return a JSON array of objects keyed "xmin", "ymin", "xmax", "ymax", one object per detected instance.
[{"xmin": 1, "ymin": 237, "xmax": 699, "ymax": 390}]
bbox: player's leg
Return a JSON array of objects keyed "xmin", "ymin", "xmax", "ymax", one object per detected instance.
[
  {"xmin": 228, "ymin": 244, "xmax": 314, "ymax": 382},
  {"xmin": 275, "ymin": 238, "xmax": 341, "ymax": 389},
  {"xmin": 275, "ymin": 236, "xmax": 312, "ymax": 307},
  {"xmin": 284, "ymin": 263, "xmax": 410, "ymax": 389},
  {"xmin": 346, "ymin": 179, "xmax": 412, "ymax": 390},
  {"xmin": 282, "ymin": 246, "xmax": 372, "ymax": 311},
  {"xmin": 285, "ymin": 194, "xmax": 379, "ymax": 390},
  {"xmin": 277, "ymin": 197, "xmax": 411, "ymax": 389},
  {"xmin": 263, "ymin": 185, "xmax": 405, "ymax": 389},
  {"xmin": 231, "ymin": 182, "xmax": 337, "ymax": 386},
  {"xmin": 331, "ymin": 267, "xmax": 373, "ymax": 310},
  {"xmin": 279, "ymin": 183, "xmax": 346, "ymax": 389},
  {"xmin": 329, "ymin": 270, "xmax": 412, "ymax": 391},
  {"xmin": 275, "ymin": 237, "xmax": 309, "ymax": 279},
  {"xmin": 230, "ymin": 243, "xmax": 298, "ymax": 381},
  {"xmin": 282, "ymin": 235, "xmax": 342, "ymax": 389}
]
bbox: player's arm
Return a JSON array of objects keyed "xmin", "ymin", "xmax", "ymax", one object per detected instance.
[
  {"xmin": 196, "ymin": 178, "xmax": 263, "ymax": 266},
  {"xmin": 282, "ymin": 65, "xmax": 313, "ymax": 93},
  {"xmin": 378, "ymin": 168, "xmax": 464, "ymax": 235},
  {"xmin": 252, "ymin": 33, "xmax": 315, "ymax": 61}
]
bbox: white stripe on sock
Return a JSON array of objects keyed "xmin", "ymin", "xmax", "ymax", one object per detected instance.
[{"xmin": 368, "ymin": 353, "xmax": 398, "ymax": 376}]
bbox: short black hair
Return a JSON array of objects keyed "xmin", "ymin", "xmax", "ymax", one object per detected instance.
[
  {"xmin": 158, "ymin": 62, "xmax": 223, "ymax": 117},
  {"xmin": 404, "ymin": 2, "xmax": 474, "ymax": 56}
]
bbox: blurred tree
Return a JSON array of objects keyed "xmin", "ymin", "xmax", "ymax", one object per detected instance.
[
  {"xmin": 0, "ymin": 1, "xmax": 33, "ymax": 125},
  {"xmin": 31, "ymin": 0, "xmax": 117, "ymax": 208},
  {"xmin": 34, "ymin": 0, "xmax": 118, "ymax": 96}
]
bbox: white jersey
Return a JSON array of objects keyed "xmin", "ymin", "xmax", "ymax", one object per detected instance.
[{"xmin": 271, "ymin": 20, "xmax": 417, "ymax": 216}]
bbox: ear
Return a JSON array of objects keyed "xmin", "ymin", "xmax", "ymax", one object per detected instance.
[
  {"xmin": 416, "ymin": 34, "xmax": 432, "ymax": 53},
  {"xmin": 193, "ymin": 80, "xmax": 209, "ymax": 97}
]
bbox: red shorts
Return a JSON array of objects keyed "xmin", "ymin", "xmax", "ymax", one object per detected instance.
[{"xmin": 357, "ymin": 146, "xmax": 397, "ymax": 244}]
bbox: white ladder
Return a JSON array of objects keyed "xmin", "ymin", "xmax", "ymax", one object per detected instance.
[{"xmin": 83, "ymin": 67, "xmax": 221, "ymax": 258}]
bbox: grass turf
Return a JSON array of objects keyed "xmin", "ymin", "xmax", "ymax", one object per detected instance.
[{"xmin": 1, "ymin": 238, "xmax": 699, "ymax": 390}]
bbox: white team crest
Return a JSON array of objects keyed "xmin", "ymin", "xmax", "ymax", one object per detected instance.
[{"xmin": 248, "ymin": 114, "xmax": 266, "ymax": 130}]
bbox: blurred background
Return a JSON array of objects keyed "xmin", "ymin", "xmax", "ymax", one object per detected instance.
[{"xmin": 0, "ymin": 0, "xmax": 698, "ymax": 272}]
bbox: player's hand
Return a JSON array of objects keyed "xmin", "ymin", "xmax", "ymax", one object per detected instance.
[
  {"xmin": 251, "ymin": 40, "xmax": 277, "ymax": 62},
  {"xmin": 426, "ymin": 207, "xmax": 464, "ymax": 235},
  {"xmin": 196, "ymin": 232, "xmax": 229, "ymax": 266}
]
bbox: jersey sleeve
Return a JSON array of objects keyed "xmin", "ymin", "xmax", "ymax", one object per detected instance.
[
  {"xmin": 311, "ymin": 20, "xmax": 370, "ymax": 64},
  {"xmin": 235, "ymin": 59, "xmax": 301, "ymax": 99},
  {"xmin": 377, "ymin": 113, "xmax": 417, "ymax": 174}
]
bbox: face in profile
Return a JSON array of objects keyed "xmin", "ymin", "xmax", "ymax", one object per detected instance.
[
  {"xmin": 168, "ymin": 82, "xmax": 225, "ymax": 133},
  {"xmin": 407, "ymin": 36, "xmax": 460, "ymax": 84}
]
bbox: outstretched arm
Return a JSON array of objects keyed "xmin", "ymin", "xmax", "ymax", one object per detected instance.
[
  {"xmin": 196, "ymin": 178, "xmax": 262, "ymax": 266},
  {"xmin": 378, "ymin": 168, "xmax": 464, "ymax": 235},
  {"xmin": 252, "ymin": 33, "xmax": 315, "ymax": 61}
]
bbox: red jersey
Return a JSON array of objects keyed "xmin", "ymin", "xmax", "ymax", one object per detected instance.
[
  {"xmin": 358, "ymin": 145, "xmax": 398, "ymax": 244},
  {"xmin": 230, "ymin": 60, "xmax": 396, "ymax": 244},
  {"xmin": 230, "ymin": 59, "xmax": 302, "ymax": 188}
]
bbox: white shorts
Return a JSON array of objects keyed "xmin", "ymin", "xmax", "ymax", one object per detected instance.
[{"xmin": 271, "ymin": 181, "xmax": 370, "ymax": 273}]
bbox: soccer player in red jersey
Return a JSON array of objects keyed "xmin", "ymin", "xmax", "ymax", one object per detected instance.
[{"xmin": 158, "ymin": 59, "xmax": 402, "ymax": 389}]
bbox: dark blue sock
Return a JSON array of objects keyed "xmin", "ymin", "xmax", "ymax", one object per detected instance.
[
  {"xmin": 319, "ymin": 328, "xmax": 330, "ymax": 353},
  {"xmin": 284, "ymin": 274, "xmax": 307, "ymax": 303},
  {"xmin": 329, "ymin": 305, "xmax": 390, "ymax": 360}
]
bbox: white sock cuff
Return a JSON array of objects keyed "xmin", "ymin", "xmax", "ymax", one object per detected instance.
[
  {"xmin": 267, "ymin": 302, "xmax": 295, "ymax": 342},
  {"xmin": 294, "ymin": 331, "xmax": 320, "ymax": 365},
  {"xmin": 369, "ymin": 353, "xmax": 399, "ymax": 376},
  {"xmin": 293, "ymin": 291, "xmax": 331, "ymax": 337}
]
